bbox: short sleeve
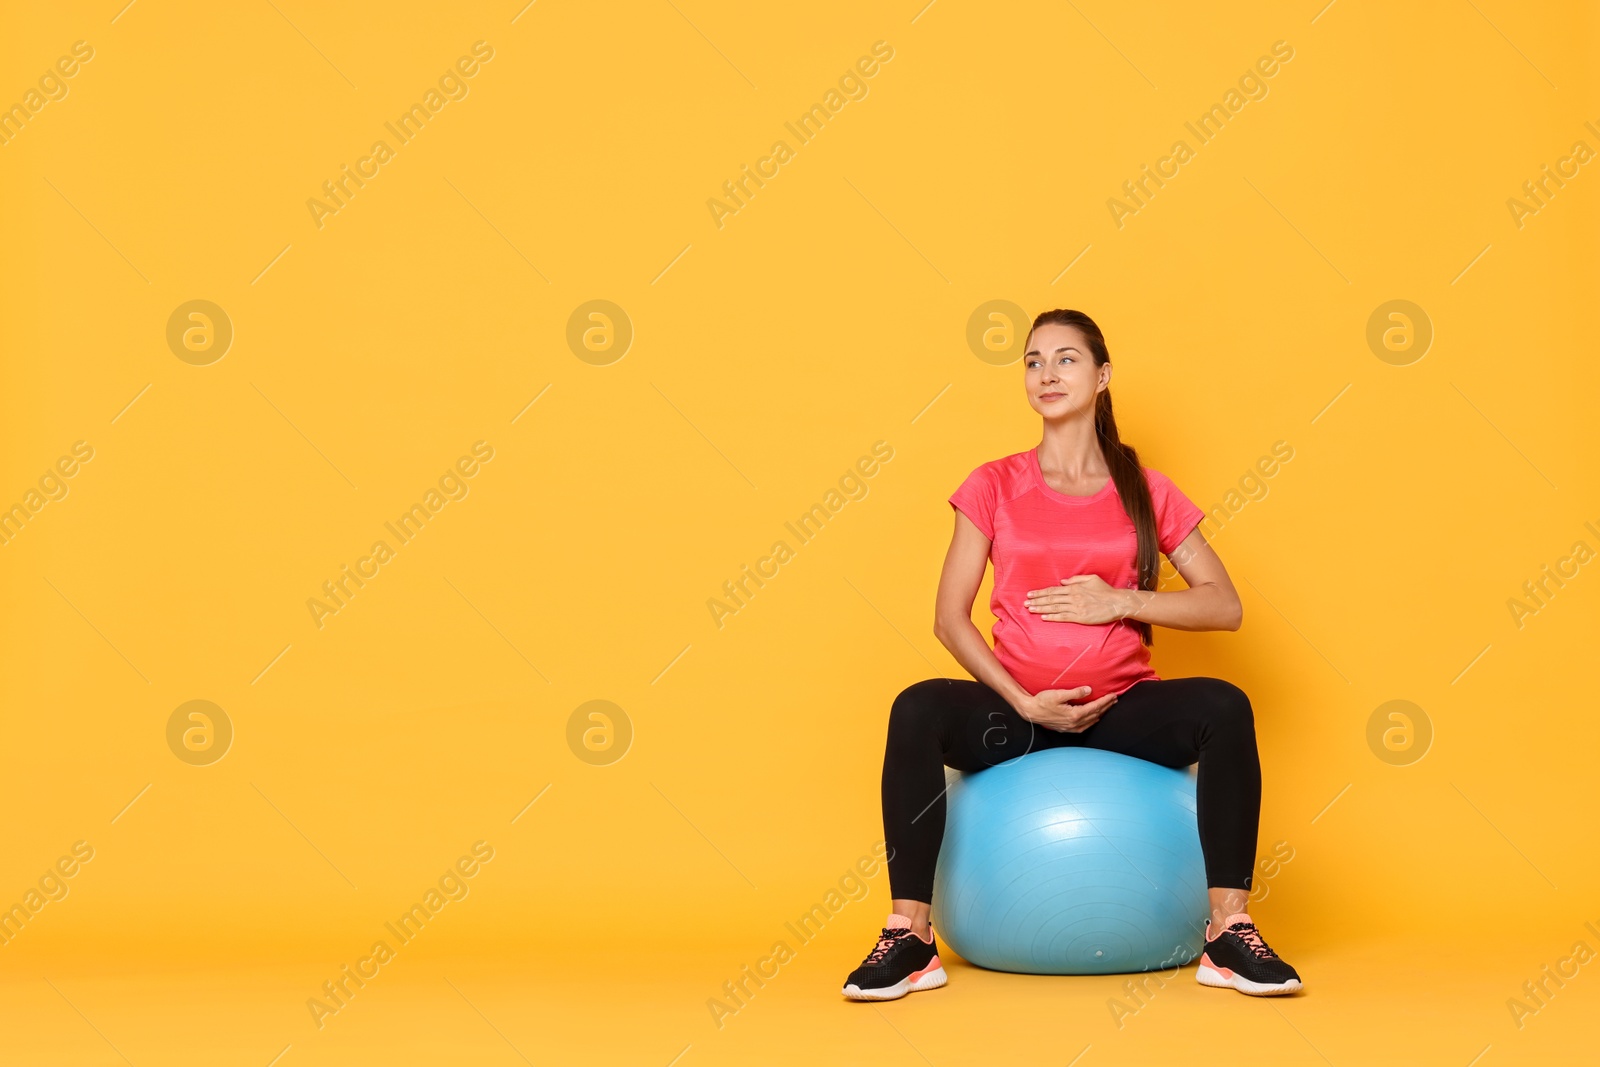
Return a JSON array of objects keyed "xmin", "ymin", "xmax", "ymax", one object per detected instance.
[
  {"xmin": 1148, "ymin": 468, "xmax": 1206, "ymax": 556},
  {"xmin": 949, "ymin": 464, "xmax": 997, "ymax": 540}
]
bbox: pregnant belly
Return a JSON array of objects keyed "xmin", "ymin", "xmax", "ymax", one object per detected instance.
[{"xmin": 995, "ymin": 616, "xmax": 1150, "ymax": 696}]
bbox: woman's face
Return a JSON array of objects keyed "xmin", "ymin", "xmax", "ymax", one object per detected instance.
[{"xmin": 1023, "ymin": 323, "xmax": 1109, "ymax": 420}]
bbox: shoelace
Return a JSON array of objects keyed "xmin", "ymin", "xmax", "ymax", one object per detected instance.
[
  {"xmin": 1228, "ymin": 921, "xmax": 1278, "ymax": 960},
  {"xmin": 864, "ymin": 927, "xmax": 912, "ymax": 965}
]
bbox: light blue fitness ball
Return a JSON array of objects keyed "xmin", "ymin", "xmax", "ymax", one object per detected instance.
[{"xmin": 930, "ymin": 747, "xmax": 1208, "ymax": 975}]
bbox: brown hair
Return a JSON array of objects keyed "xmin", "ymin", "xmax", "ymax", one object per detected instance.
[{"xmin": 1027, "ymin": 308, "xmax": 1159, "ymax": 646}]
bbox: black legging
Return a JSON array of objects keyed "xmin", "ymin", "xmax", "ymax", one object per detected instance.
[{"xmin": 882, "ymin": 676, "xmax": 1261, "ymax": 903}]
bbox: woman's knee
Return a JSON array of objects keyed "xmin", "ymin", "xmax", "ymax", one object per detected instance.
[
  {"xmin": 1199, "ymin": 679, "xmax": 1255, "ymax": 735},
  {"xmin": 888, "ymin": 678, "xmax": 957, "ymax": 734}
]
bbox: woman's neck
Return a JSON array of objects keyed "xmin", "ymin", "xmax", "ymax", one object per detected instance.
[{"xmin": 1036, "ymin": 420, "xmax": 1109, "ymax": 484}]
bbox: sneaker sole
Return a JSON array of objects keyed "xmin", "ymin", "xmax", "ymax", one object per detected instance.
[
  {"xmin": 842, "ymin": 964, "xmax": 948, "ymax": 1001},
  {"xmin": 1196, "ymin": 962, "xmax": 1302, "ymax": 996}
]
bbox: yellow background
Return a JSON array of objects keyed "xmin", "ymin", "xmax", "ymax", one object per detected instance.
[{"xmin": 3, "ymin": 0, "xmax": 1597, "ymax": 1063}]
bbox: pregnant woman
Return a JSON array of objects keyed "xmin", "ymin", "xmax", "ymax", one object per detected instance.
[{"xmin": 842, "ymin": 309, "xmax": 1302, "ymax": 1001}]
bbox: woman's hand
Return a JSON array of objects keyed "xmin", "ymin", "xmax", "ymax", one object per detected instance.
[
  {"xmin": 1025, "ymin": 575, "xmax": 1135, "ymax": 625},
  {"xmin": 1014, "ymin": 687, "xmax": 1118, "ymax": 733}
]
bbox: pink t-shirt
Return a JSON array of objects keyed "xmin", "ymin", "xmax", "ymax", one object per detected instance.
[{"xmin": 948, "ymin": 447, "xmax": 1206, "ymax": 699}]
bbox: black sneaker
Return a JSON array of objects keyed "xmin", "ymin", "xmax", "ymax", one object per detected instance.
[
  {"xmin": 1196, "ymin": 911, "xmax": 1304, "ymax": 995},
  {"xmin": 841, "ymin": 914, "xmax": 947, "ymax": 1001}
]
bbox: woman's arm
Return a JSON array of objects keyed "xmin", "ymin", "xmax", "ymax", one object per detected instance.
[
  {"xmin": 933, "ymin": 511, "xmax": 1036, "ymax": 710},
  {"xmin": 1025, "ymin": 526, "xmax": 1242, "ymax": 632},
  {"xmin": 1121, "ymin": 528, "xmax": 1242, "ymax": 632}
]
